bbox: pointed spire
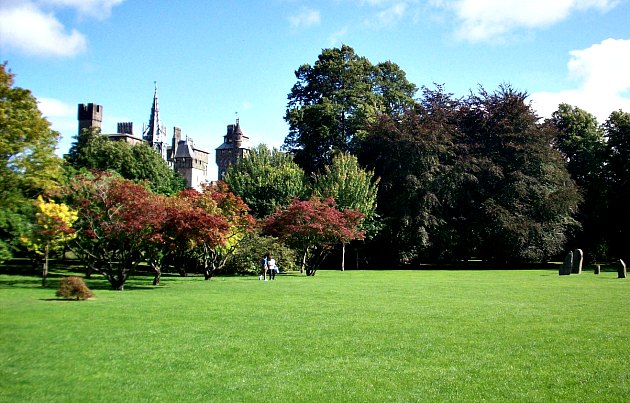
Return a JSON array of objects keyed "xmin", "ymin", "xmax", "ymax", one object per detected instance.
[{"xmin": 143, "ymin": 81, "xmax": 167, "ymax": 160}]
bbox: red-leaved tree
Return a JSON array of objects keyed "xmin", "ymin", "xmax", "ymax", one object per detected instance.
[
  {"xmin": 65, "ymin": 172, "xmax": 166, "ymax": 290},
  {"xmin": 262, "ymin": 197, "xmax": 364, "ymax": 276},
  {"xmin": 179, "ymin": 181, "xmax": 255, "ymax": 279}
]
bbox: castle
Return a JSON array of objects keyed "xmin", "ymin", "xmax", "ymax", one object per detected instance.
[{"xmin": 78, "ymin": 83, "xmax": 250, "ymax": 189}]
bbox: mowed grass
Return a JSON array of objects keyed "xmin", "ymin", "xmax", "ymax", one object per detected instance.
[{"xmin": 1, "ymin": 267, "xmax": 628, "ymax": 402}]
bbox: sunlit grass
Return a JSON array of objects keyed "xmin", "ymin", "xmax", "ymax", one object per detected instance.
[{"xmin": 1, "ymin": 267, "xmax": 628, "ymax": 402}]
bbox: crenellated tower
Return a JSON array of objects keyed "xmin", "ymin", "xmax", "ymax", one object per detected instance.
[
  {"xmin": 142, "ymin": 82, "xmax": 168, "ymax": 160},
  {"xmin": 77, "ymin": 103, "xmax": 103, "ymax": 134}
]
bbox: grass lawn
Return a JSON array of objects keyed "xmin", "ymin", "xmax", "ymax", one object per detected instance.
[{"xmin": 1, "ymin": 265, "xmax": 628, "ymax": 402}]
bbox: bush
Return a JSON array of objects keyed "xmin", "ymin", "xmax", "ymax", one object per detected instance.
[
  {"xmin": 56, "ymin": 276, "xmax": 93, "ymax": 300},
  {"xmin": 223, "ymin": 231, "xmax": 298, "ymax": 275}
]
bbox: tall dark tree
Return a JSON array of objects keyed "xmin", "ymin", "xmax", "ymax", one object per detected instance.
[
  {"xmin": 357, "ymin": 86, "xmax": 458, "ymax": 264},
  {"xmin": 603, "ymin": 110, "xmax": 630, "ymax": 263},
  {"xmin": 548, "ymin": 104, "xmax": 607, "ymax": 261},
  {"xmin": 457, "ymin": 85, "xmax": 580, "ymax": 262},
  {"xmin": 359, "ymin": 85, "xmax": 580, "ymax": 265},
  {"xmin": 284, "ymin": 45, "xmax": 417, "ymax": 173},
  {"xmin": 0, "ymin": 63, "xmax": 64, "ymax": 262}
]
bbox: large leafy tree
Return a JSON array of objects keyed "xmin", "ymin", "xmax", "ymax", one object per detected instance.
[
  {"xmin": 456, "ymin": 85, "xmax": 580, "ymax": 262},
  {"xmin": 262, "ymin": 197, "xmax": 364, "ymax": 276},
  {"xmin": 66, "ymin": 128, "xmax": 185, "ymax": 195},
  {"xmin": 313, "ymin": 152, "xmax": 380, "ymax": 270},
  {"xmin": 359, "ymin": 85, "xmax": 580, "ymax": 264},
  {"xmin": 357, "ymin": 86, "xmax": 459, "ymax": 264},
  {"xmin": 603, "ymin": 110, "xmax": 630, "ymax": 263},
  {"xmin": 0, "ymin": 63, "xmax": 64, "ymax": 261},
  {"xmin": 224, "ymin": 144, "xmax": 308, "ymax": 218},
  {"xmin": 548, "ymin": 104, "xmax": 608, "ymax": 260},
  {"xmin": 284, "ymin": 45, "xmax": 417, "ymax": 173}
]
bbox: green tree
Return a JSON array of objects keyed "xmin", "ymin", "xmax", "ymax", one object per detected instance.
[
  {"xmin": 313, "ymin": 152, "xmax": 380, "ymax": 270},
  {"xmin": 0, "ymin": 63, "xmax": 64, "ymax": 262},
  {"xmin": 603, "ymin": 110, "xmax": 630, "ymax": 263},
  {"xmin": 548, "ymin": 104, "xmax": 608, "ymax": 260},
  {"xmin": 66, "ymin": 129, "xmax": 185, "ymax": 195},
  {"xmin": 284, "ymin": 45, "xmax": 417, "ymax": 173},
  {"xmin": 224, "ymin": 144, "xmax": 308, "ymax": 218}
]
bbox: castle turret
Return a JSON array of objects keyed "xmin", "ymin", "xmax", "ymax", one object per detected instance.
[{"xmin": 215, "ymin": 118, "xmax": 250, "ymax": 179}]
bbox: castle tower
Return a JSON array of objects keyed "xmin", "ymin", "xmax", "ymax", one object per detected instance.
[
  {"xmin": 77, "ymin": 103, "xmax": 103, "ymax": 134},
  {"xmin": 142, "ymin": 82, "xmax": 168, "ymax": 161},
  {"xmin": 215, "ymin": 118, "xmax": 250, "ymax": 179}
]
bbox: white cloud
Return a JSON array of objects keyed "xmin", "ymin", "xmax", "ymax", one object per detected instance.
[
  {"xmin": 40, "ymin": 0, "xmax": 125, "ymax": 19},
  {"xmin": 530, "ymin": 38, "xmax": 630, "ymax": 122},
  {"xmin": 367, "ymin": 2, "xmax": 408, "ymax": 27},
  {"xmin": 0, "ymin": 2, "xmax": 87, "ymax": 57},
  {"xmin": 434, "ymin": 0, "xmax": 618, "ymax": 43},
  {"xmin": 289, "ymin": 7, "xmax": 321, "ymax": 29},
  {"xmin": 38, "ymin": 97, "xmax": 76, "ymax": 118},
  {"xmin": 0, "ymin": 0, "xmax": 124, "ymax": 58}
]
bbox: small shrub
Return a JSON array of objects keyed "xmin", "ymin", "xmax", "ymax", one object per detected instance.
[{"xmin": 56, "ymin": 276, "xmax": 93, "ymax": 300}]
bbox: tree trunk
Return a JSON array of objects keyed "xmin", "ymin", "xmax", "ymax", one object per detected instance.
[
  {"xmin": 41, "ymin": 244, "xmax": 49, "ymax": 287},
  {"xmin": 151, "ymin": 262, "xmax": 162, "ymax": 286},
  {"xmin": 341, "ymin": 243, "xmax": 345, "ymax": 271},
  {"xmin": 108, "ymin": 273, "xmax": 127, "ymax": 290},
  {"xmin": 300, "ymin": 250, "xmax": 307, "ymax": 274}
]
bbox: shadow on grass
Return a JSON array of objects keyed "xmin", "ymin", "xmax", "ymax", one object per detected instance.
[{"xmin": 0, "ymin": 259, "xmax": 171, "ymax": 292}]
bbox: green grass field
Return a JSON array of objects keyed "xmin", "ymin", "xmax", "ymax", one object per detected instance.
[{"xmin": 1, "ymin": 266, "xmax": 628, "ymax": 402}]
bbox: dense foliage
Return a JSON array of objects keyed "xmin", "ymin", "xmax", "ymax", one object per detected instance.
[
  {"xmin": 284, "ymin": 45, "xmax": 417, "ymax": 173},
  {"xmin": 20, "ymin": 196, "xmax": 77, "ymax": 286},
  {"xmin": 224, "ymin": 144, "xmax": 308, "ymax": 218},
  {"xmin": 2, "ymin": 52, "xmax": 628, "ymax": 282},
  {"xmin": 66, "ymin": 128, "xmax": 185, "ymax": 195},
  {"xmin": 0, "ymin": 63, "xmax": 64, "ymax": 262},
  {"xmin": 262, "ymin": 197, "xmax": 364, "ymax": 275}
]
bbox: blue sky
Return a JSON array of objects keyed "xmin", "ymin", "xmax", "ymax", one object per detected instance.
[{"xmin": 1, "ymin": 0, "xmax": 629, "ymax": 180}]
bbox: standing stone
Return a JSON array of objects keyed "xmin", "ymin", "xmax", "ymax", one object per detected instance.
[
  {"xmin": 560, "ymin": 251, "xmax": 573, "ymax": 276},
  {"xmin": 594, "ymin": 264, "xmax": 601, "ymax": 275},
  {"xmin": 572, "ymin": 249, "xmax": 583, "ymax": 274},
  {"xmin": 618, "ymin": 259, "xmax": 627, "ymax": 279}
]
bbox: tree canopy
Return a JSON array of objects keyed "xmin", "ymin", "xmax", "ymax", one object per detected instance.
[
  {"xmin": 224, "ymin": 144, "xmax": 308, "ymax": 218},
  {"xmin": 283, "ymin": 45, "xmax": 417, "ymax": 173},
  {"xmin": 0, "ymin": 63, "xmax": 64, "ymax": 262},
  {"xmin": 66, "ymin": 128, "xmax": 185, "ymax": 195},
  {"xmin": 358, "ymin": 85, "xmax": 581, "ymax": 264}
]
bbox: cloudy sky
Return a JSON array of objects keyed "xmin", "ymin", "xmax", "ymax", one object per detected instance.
[{"xmin": 1, "ymin": 0, "xmax": 629, "ymax": 179}]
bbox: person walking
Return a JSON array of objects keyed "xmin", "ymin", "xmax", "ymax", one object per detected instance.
[
  {"xmin": 259, "ymin": 254, "xmax": 268, "ymax": 281},
  {"xmin": 268, "ymin": 255, "xmax": 278, "ymax": 280}
]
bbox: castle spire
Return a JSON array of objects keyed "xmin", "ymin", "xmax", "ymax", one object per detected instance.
[{"xmin": 143, "ymin": 81, "xmax": 168, "ymax": 160}]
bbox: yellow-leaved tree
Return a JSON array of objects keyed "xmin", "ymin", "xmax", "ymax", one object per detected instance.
[{"xmin": 21, "ymin": 196, "xmax": 78, "ymax": 286}]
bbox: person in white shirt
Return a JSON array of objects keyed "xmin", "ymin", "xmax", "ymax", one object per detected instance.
[{"xmin": 267, "ymin": 256, "xmax": 278, "ymax": 280}]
